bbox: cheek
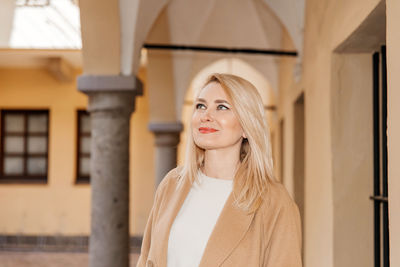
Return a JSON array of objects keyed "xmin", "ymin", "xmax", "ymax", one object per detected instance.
[
  {"xmin": 191, "ymin": 113, "xmax": 202, "ymax": 139},
  {"xmin": 220, "ymin": 115, "xmax": 242, "ymax": 134},
  {"xmin": 191, "ymin": 112, "xmax": 200, "ymax": 127}
]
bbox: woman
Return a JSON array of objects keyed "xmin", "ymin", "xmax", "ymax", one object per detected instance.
[{"xmin": 137, "ymin": 73, "xmax": 302, "ymax": 267}]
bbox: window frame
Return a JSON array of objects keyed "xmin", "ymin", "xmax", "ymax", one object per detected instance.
[{"xmin": 0, "ymin": 109, "xmax": 49, "ymax": 184}]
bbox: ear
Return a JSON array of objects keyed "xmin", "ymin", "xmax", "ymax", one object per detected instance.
[{"xmin": 242, "ymin": 132, "xmax": 247, "ymax": 139}]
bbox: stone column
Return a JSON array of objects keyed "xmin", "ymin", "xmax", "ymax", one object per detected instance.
[
  {"xmin": 148, "ymin": 122, "xmax": 183, "ymax": 187},
  {"xmin": 78, "ymin": 75, "xmax": 142, "ymax": 267}
]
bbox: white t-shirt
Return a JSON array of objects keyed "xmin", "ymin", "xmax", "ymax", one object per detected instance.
[{"xmin": 167, "ymin": 171, "xmax": 233, "ymax": 267}]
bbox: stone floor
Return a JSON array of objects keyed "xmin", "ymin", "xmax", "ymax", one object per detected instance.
[{"xmin": 0, "ymin": 251, "xmax": 140, "ymax": 267}]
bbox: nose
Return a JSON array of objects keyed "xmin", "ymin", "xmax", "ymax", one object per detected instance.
[{"xmin": 200, "ymin": 109, "xmax": 213, "ymax": 122}]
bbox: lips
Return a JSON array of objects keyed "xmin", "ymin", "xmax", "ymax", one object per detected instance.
[{"xmin": 199, "ymin": 127, "xmax": 218, "ymax": 134}]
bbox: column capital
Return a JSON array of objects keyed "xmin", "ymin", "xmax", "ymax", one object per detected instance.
[
  {"xmin": 77, "ymin": 74, "xmax": 143, "ymax": 95},
  {"xmin": 148, "ymin": 121, "xmax": 184, "ymax": 134},
  {"xmin": 148, "ymin": 121, "xmax": 184, "ymax": 147},
  {"xmin": 77, "ymin": 75, "xmax": 143, "ymax": 116}
]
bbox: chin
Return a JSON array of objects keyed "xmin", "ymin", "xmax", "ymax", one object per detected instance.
[
  {"xmin": 196, "ymin": 141, "xmax": 234, "ymax": 151},
  {"xmin": 194, "ymin": 142, "xmax": 215, "ymax": 150},
  {"xmin": 194, "ymin": 139, "xmax": 220, "ymax": 150}
]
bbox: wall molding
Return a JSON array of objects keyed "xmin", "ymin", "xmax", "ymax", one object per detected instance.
[{"xmin": 0, "ymin": 235, "xmax": 142, "ymax": 253}]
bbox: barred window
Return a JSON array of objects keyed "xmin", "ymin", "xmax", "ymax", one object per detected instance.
[
  {"xmin": 76, "ymin": 110, "xmax": 91, "ymax": 183},
  {"xmin": 0, "ymin": 110, "xmax": 49, "ymax": 183}
]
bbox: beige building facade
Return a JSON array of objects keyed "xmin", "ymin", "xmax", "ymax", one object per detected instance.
[{"xmin": 0, "ymin": 0, "xmax": 399, "ymax": 266}]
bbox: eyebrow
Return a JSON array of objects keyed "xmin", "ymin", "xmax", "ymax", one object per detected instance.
[{"xmin": 196, "ymin": 98, "xmax": 231, "ymax": 105}]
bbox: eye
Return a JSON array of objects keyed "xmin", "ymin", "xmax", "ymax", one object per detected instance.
[
  {"xmin": 195, "ymin": 103, "xmax": 206, "ymax": 109},
  {"xmin": 217, "ymin": 104, "xmax": 229, "ymax": 110}
]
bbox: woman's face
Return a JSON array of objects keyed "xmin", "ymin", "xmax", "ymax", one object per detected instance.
[{"xmin": 192, "ymin": 82, "xmax": 244, "ymax": 151}]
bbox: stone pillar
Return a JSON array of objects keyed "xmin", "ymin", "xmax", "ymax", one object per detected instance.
[
  {"xmin": 148, "ymin": 122, "xmax": 183, "ymax": 187},
  {"xmin": 78, "ymin": 75, "xmax": 142, "ymax": 267}
]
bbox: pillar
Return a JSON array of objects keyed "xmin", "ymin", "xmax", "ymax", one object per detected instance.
[
  {"xmin": 148, "ymin": 122, "xmax": 183, "ymax": 187},
  {"xmin": 78, "ymin": 75, "xmax": 142, "ymax": 267}
]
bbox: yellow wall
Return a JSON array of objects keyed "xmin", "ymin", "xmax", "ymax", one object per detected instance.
[
  {"xmin": 277, "ymin": 27, "xmax": 302, "ymax": 195},
  {"xmin": 277, "ymin": 0, "xmax": 382, "ymax": 266},
  {"xmin": 277, "ymin": 25, "xmax": 306, "ymax": 258},
  {"xmin": 0, "ymin": 67, "xmax": 155, "ymax": 236},
  {"xmin": 79, "ymin": 0, "xmax": 121, "ymax": 75},
  {"xmin": 303, "ymin": 0, "xmax": 381, "ymax": 265},
  {"xmin": 130, "ymin": 68, "xmax": 156, "ymax": 235},
  {"xmin": 387, "ymin": 0, "xmax": 400, "ymax": 265},
  {"xmin": 330, "ymin": 54, "xmax": 374, "ymax": 267}
]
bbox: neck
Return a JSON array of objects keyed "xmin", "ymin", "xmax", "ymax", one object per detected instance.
[{"xmin": 202, "ymin": 145, "xmax": 241, "ymax": 180}]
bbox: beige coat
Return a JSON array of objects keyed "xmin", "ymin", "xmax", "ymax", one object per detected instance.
[{"xmin": 136, "ymin": 167, "xmax": 302, "ymax": 267}]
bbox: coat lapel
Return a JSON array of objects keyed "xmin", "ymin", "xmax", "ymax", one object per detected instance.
[
  {"xmin": 154, "ymin": 173, "xmax": 256, "ymax": 267},
  {"xmin": 155, "ymin": 175, "xmax": 192, "ymax": 267},
  {"xmin": 199, "ymin": 188, "xmax": 256, "ymax": 267}
]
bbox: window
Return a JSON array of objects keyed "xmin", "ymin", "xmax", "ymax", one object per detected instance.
[
  {"xmin": 0, "ymin": 110, "xmax": 49, "ymax": 183},
  {"xmin": 16, "ymin": 0, "xmax": 50, "ymax": 7},
  {"xmin": 76, "ymin": 110, "xmax": 91, "ymax": 183}
]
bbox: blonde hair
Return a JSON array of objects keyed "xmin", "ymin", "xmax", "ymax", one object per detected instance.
[{"xmin": 180, "ymin": 73, "xmax": 276, "ymax": 213}]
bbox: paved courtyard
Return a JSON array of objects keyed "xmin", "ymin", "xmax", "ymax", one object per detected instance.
[{"xmin": 0, "ymin": 251, "xmax": 140, "ymax": 267}]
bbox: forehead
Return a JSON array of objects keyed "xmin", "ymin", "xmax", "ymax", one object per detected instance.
[{"xmin": 197, "ymin": 82, "xmax": 229, "ymax": 100}]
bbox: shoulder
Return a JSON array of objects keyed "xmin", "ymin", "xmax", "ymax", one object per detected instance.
[
  {"xmin": 259, "ymin": 181, "xmax": 299, "ymax": 220},
  {"xmin": 259, "ymin": 182, "xmax": 302, "ymax": 264},
  {"xmin": 154, "ymin": 166, "xmax": 183, "ymax": 199}
]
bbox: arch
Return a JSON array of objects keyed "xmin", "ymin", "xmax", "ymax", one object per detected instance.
[
  {"xmin": 168, "ymin": 53, "xmax": 278, "ymax": 121},
  {"xmin": 121, "ymin": 0, "xmax": 171, "ymax": 75},
  {"xmin": 186, "ymin": 58, "xmax": 275, "ymax": 105},
  {"xmin": 142, "ymin": 0, "xmax": 286, "ymax": 120},
  {"xmin": 262, "ymin": 0, "xmax": 305, "ymax": 54},
  {"xmin": 129, "ymin": 0, "xmax": 304, "ymax": 75}
]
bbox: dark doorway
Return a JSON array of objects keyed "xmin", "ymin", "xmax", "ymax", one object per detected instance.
[
  {"xmin": 371, "ymin": 45, "xmax": 389, "ymax": 267},
  {"xmin": 293, "ymin": 93, "xmax": 305, "ymax": 257}
]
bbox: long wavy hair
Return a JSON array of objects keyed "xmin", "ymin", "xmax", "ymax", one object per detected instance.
[{"xmin": 179, "ymin": 73, "xmax": 276, "ymax": 213}]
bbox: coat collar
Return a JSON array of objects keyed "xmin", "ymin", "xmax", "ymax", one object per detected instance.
[{"xmin": 155, "ymin": 173, "xmax": 256, "ymax": 267}]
